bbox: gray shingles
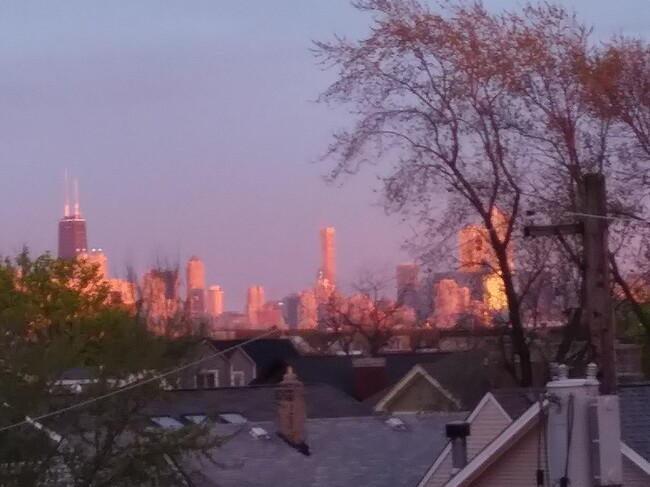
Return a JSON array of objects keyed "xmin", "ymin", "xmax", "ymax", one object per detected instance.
[
  {"xmin": 187, "ymin": 413, "xmax": 465, "ymax": 487},
  {"xmin": 143, "ymin": 383, "xmax": 374, "ymax": 421}
]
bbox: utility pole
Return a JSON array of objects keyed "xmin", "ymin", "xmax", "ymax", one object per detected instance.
[{"xmin": 524, "ymin": 173, "xmax": 616, "ymax": 394}]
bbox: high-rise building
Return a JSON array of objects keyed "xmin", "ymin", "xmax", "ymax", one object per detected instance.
[
  {"xmin": 79, "ymin": 248, "xmax": 108, "ymax": 280},
  {"xmin": 396, "ymin": 263, "xmax": 420, "ymax": 310},
  {"xmin": 186, "ymin": 256, "xmax": 205, "ymax": 296},
  {"xmin": 282, "ymin": 293, "xmax": 300, "ymax": 330},
  {"xmin": 186, "ymin": 256, "xmax": 206, "ymax": 318},
  {"xmin": 315, "ymin": 269, "xmax": 335, "ymax": 305},
  {"xmin": 459, "ymin": 208, "xmax": 513, "ymax": 272},
  {"xmin": 298, "ymin": 289, "xmax": 317, "ymax": 329},
  {"xmin": 142, "ymin": 268, "xmax": 180, "ymax": 324},
  {"xmin": 58, "ymin": 178, "xmax": 87, "ymax": 259},
  {"xmin": 207, "ymin": 285, "xmax": 224, "ymax": 317},
  {"xmin": 246, "ymin": 285, "xmax": 265, "ymax": 327},
  {"xmin": 320, "ymin": 227, "xmax": 336, "ymax": 286}
]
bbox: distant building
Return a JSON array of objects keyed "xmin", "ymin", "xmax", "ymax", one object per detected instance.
[
  {"xmin": 79, "ymin": 248, "xmax": 108, "ymax": 280},
  {"xmin": 298, "ymin": 289, "xmax": 317, "ymax": 329},
  {"xmin": 320, "ymin": 227, "xmax": 336, "ymax": 286},
  {"xmin": 246, "ymin": 285, "xmax": 265, "ymax": 327},
  {"xmin": 257, "ymin": 301, "xmax": 285, "ymax": 328},
  {"xmin": 108, "ymin": 278, "xmax": 136, "ymax": 308},
  {"xmin": 186, "ymin": 256, "xmax": 206, "ymax": 318},
  {"xmin": 207, "ymin": 285, "xmax": 224, "ymax": 317},
  {"xmin": 186, "ymin": 256, "xmax": 205, "ymax": 295},
  {"xmin": 142, "ymin": 268, "xmax": 180, "ymax": 323},
  {"xmin": 396, "ymin": 263, "xmax": 420, "ymax": 311},
  {"xmin": 459, "ymin": 208, "xmax": 512, "ymax": 272},
  {"xmin": 315, "ymin": 270, "xmax": 335, "ymax": 305},
  {"xmin": 282, "ymin": 293, "xmax": 300, "ymax": 330},
  {"xmin": 58, "ymin": 178, "xmax": 87, "ymax": 259}
]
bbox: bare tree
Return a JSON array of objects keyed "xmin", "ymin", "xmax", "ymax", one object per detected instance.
[{"xmin": 315, "ymin": 0, "xmax": 561, "ymax": 385}]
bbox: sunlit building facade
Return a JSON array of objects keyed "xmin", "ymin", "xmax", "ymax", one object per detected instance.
[
  {"xmin": 246, "ymin": 285, "xmax": 265, "ymax": 327},
  {"xmin": 320, "ymin": 227, "xmax": 336, "ymax": 286},
  {"xmin": 207, "ymin": 285, "xmax": 224, "ymax": 317}
]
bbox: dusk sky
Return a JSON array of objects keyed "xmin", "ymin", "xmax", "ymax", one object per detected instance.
[{"xmin": 1, "ymin": 1, "xmax": 649, "ymax": 310}]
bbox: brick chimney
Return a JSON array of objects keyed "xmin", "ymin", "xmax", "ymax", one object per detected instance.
[
  {"xmin": 352, "ymin": 357, "xmax": 387, "ymax": 400},
  {"xmin": 276, "ymin": 367, "xmax": 309, "ymax": 455}
]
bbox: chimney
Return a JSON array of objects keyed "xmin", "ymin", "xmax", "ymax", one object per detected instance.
[
  {"xmin": 276, "ymin": 367, "xmax": 309, "ymax": 455},
  {"xmin": 446, "ymin": 421, "xmax": 470, "ymax": 474},
  {"xmin": 352, "ymin": 357, "xmax": 387, "ymax": 400}
]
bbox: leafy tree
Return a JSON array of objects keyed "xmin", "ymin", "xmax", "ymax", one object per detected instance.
[{"xmin": 0, "ymin": 251, "xmax": 219, "ymax": 486}]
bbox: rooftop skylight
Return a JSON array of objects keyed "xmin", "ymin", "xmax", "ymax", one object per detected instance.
[{"xmin": 151, "ymin": 416, "xmax": 183, "ymax": 430}]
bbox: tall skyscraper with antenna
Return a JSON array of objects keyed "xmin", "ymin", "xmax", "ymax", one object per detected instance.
[
  {"xmin": 320, "ymin": 227, "xmax": 336, "ymax": 286},
  {"xmin": 58, "ymin": 175, "xmax": 88, "ymax": 259}
]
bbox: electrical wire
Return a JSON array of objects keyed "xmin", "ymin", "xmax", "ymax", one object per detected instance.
[
  {"xmin": 0, "ymin": 328, "xmax": 280, "ymax": 435},
  {"xmin": 564, "ymin": 211, "xmax": 650, "ymax": 225}
]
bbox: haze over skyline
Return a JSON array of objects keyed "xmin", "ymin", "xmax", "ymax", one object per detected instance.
[{"xmin": 1, "ymin": 1, "xmax": 649, "ymax": 309}]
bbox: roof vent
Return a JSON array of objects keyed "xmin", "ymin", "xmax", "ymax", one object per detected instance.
[
  {"xmin": 249, "ymin": 427, "xmax": 271, "ymax": 440},
  {"xmin": 386, "ymin": 417, "xmax": 407, "ymax": 431}
]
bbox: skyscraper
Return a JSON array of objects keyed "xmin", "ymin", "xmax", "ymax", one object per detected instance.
[
  {"xmin": 320, "ymin": 227, "xmax": 336, "ymax": 286},
  {"xmin": 58, "ymin": 177, "xmax": 87, "ymax": 259},
  {"xmin": 207, "ymin": 285, "xmax": 224, "ymax": 317},
  {"xmin": 186, "ymin": 256, "xmax": 205, "ymax": 296},
  {"xmin": 186, "ymin": 256, "xmax": 206, "ymax": 318},
  {"xmin": 396, "ymin": 263, "xmax": 420, "ymax": 310},
  {"xmin": 79, "ymin": 248, "xmax": 108, "ymax": 280},
  {"xmin": 246, "ymin": 285, "xmax": 265, "ymax": 327}
]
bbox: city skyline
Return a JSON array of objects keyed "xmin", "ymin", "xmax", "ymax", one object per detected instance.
[{"xmin": 2, "ymin": 1, "xmax": 648, "ymax": 310}]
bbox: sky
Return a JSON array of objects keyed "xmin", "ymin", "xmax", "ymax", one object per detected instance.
[{"xmin": 1, "ymin": 1, "xmax": 649, "ymax": 310}]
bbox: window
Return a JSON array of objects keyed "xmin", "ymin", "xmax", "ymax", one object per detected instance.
[
  {"xmin": 230, "ymin": 370, "xmax": 245, "ymax": 387},
  {"xmin": 195, "ymin": 370, "xmax": 219, "ymax": 389},
  {"xmin": 151, "ymin": 417, "xmax": 183, "ymax": 430}
]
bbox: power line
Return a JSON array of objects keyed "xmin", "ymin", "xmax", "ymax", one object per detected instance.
[
  {"xmin": 565, "ymin": 211, "xmax": 650, "ymax": 225},
  {"xmin": 0, "ymin": 328, "xmax": 280, "ymax": 435}
]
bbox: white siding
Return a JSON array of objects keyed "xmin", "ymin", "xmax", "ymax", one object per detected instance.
[
  {"xmin": 469, "ymin": 424, "xmax": 544, "ymax": 487},
  {"xmin": 422, "ymin": 398, "xmax": 511, "ymax": 487},
  {"xmin": 467, "ymin": 399, "xmax": 511, "ymax": 459}
]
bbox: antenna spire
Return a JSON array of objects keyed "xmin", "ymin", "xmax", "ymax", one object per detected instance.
[
  {"xmin": 73, "ymin": 178, "xmax": 80, "ymax": 218},
  {"xmin": 64, "ymin": 170, "xmax": 70, "ymax": 217}
]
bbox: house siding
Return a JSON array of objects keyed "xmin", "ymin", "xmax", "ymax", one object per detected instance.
[
  {"xmin": 468, "ymin": 424, "xmax": 544, "ymax": 487},
  {"xmin": 228, "ymin": 348, "xmax": 256, "ymax": 385},
  {"xmin": 622, "ymin": 455, "xmax": 650, "ymax": 487},
  {"xmin": 177, "ymin": 342, "xmax": 229, "ymax": 389},
  {"xmin": 422, "ymin": 398, "xmax": 512, "ymax": 487},
  {"xmin": 466, "ymin": 399, "xmax": 511, "ymax": 459}
]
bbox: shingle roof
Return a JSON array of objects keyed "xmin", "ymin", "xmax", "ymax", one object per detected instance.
[
  {"xmin": 418, "ymin": 351, "xmax": 516, "ymax": 410},
  {"xmin": 252, "ymin": 351, "xmax": 458, "ymax": 399},
  {"xmin": 143, "ymin": 383, "xmax": 374, "ymax": 421},
  {"xmin": 183, "ymin": 413, "xmax": 466, "ymax": 487},
  {"xmin": 619, "ymin": 382, "xmax": 650, "ymax": 462}
]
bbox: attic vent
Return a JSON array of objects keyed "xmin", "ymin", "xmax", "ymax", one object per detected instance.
[
  {"xmin": 386, "ymin": 417, "xmax": 407, "ymax": 431},
  {"xmin": 249, "ymin": 427, "xmax": 271, "ymax": 440}
]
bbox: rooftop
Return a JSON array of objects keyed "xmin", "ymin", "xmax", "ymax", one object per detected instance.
[
  {"xmin": 182, "ymin": 413, "xmax": 465, "ymax": 487},
  {"xmin": 143, "ymin": 383, "xmax": 374, "ymax": 421}
]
